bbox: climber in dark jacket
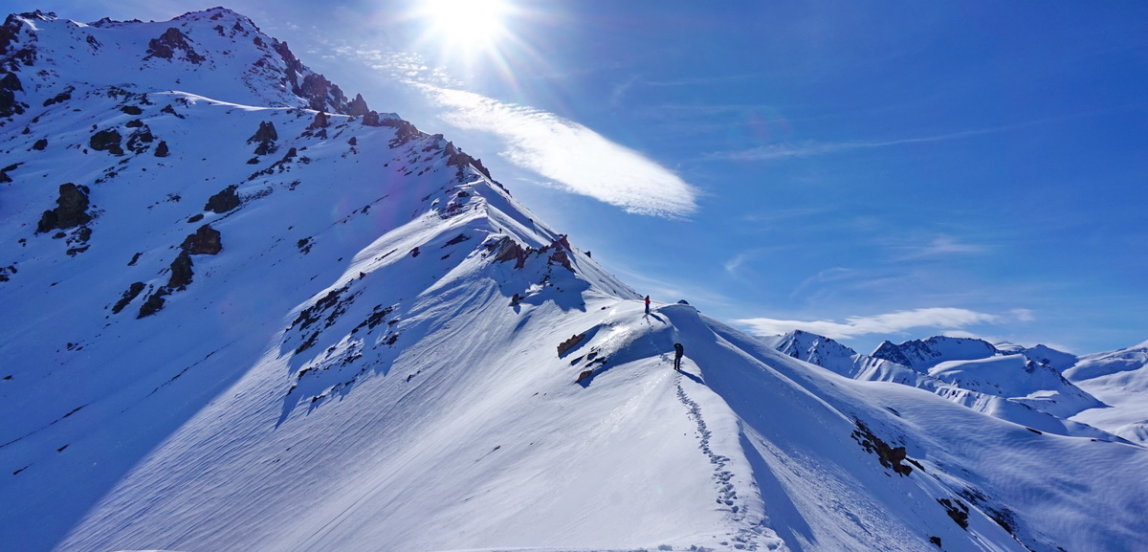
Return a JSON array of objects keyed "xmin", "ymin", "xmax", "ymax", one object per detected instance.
[
  {"xmin": 644, "ymin": 295, "xmax": 651, "ymax": 315},
  {"xmin": 673, "ymin": 342, "xmax": 684, "ymax": 371}
]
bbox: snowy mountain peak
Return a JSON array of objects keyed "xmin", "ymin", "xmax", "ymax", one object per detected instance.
[
  {"xmin": 871, "ymin": 335, "xmax": 999, "ymax": 371},
  {"xmin": 871, "ymin": 339, "xmax": 912, "ymax": 367},
  {"xmin": 0, "ymin": 7, "xmax": 358, "ymax": 116}
]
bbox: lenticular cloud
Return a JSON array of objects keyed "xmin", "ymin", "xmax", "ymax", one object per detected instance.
[{"xmin": 419, "ymin": 85, "xmax": 698, "ymax": 217}]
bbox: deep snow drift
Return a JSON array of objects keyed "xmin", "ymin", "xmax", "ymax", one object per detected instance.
[{"xmin": 2, "ymin": 8, "xmax": 1147, "ymax": 552}]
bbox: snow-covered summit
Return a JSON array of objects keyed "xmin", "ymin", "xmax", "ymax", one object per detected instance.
[
  {"xmin": 1, "ymin": 7, "xmax": 358, "ymax": 117},
  {"xmin": 767, "ymin": 329, "xmax": 859, "ymax": 375},
  {"xmin": 871, "ymin": 335, "xmax": 1000, "ymax": 371}
]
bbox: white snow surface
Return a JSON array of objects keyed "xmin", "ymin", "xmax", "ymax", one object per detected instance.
[
  {"xmin": 1, "ymin": 7, "xmax": 1147, "ymax": 552},
  {"xmin": 1066, "ymin": 344, "xmax": 1148, "ymax": 445}
]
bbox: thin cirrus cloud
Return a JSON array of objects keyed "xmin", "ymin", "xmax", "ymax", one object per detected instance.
[
  {"xmin": 704, "ymin": 125, "xmax": 1023, "ymax": 162},
  {"xmin": 736, "ymin": 307, "xmax": 1011, "ymax": 340},
  {"xmin": 415, "ymin": 84, "xmax": 698, "ymax": 217},
  {"xmin": 338, "ymin": 46, "xmax": 698, "ymax": 216}
]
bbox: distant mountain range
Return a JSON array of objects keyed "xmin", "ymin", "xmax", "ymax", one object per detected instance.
[
  {"xmin": 765, "ymin": 331, "xmax": 1146, "ymax": 444},
  {"xmin": 2, "ymin": 8, "xmax": 1146, "ymax": 552}
]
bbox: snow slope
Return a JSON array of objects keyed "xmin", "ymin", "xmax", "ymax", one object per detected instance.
[
  {"xmin": 2, "ymin": 8, "xmax": 1148, "ymax": 552},
  {"xmin": 1066, "ymin": 342, "xmax": 1148, "ymax": 444}
]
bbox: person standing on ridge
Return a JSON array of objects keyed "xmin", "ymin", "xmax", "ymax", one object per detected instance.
[
  {"xmin": 673, "ymin": 342, "xmax": 684, "ymax": 371},
  {"xmin": 644, "ymin": 295, "xmax": 651, "ymax": 315}
]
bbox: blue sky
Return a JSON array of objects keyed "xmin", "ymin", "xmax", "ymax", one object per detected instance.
[{"xmin": 16, "ymin": 0, "xmax": 1148, "ymax": 353}]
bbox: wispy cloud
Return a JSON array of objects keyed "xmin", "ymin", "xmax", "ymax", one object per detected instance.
[
  {"xmin": 704, "ymin": 107, "xmax": 1134, "ymax": 162},
  {"xmin": 736, "ymin": 307, "xmax": 1014, "ymax": 340},
  {"xmin": 416, "ymin": 84, "xmax": 698, "ymax": 217},
  {"xmin": 339, "ymin": 44, "xmax": 698, "ymax": 217},
  {"xmin": 705, "ymin": 127, "xmax": 1006, "ymax": 161},
  {"xmin": 893, "ymin": 235, "xmax": 987, "ymax": 260}
]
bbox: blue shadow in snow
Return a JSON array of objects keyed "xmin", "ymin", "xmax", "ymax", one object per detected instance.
[{"xmin": 739, "ymin": 432, "xmax": 816, "ymax": 551}]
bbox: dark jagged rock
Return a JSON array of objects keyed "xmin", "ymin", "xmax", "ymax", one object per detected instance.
[
  {"xmin": 160, "ymin": 104, "xmax": 183, "ymax": 118},
  {"xmin": 871, "ymin": 340, "xmax": 912, "ymax": 367},
  {"xmin": 167, "ymin": 250, "xmax": 194, "ymax": 288},
  {"xmin": 146, "ymin": 27, "xmax": 205, "ymax": 64},
  {"xmin": 154, "ymin": 140, "xmax": 170, "ymax": 157},
  {"xmin": 385, "ymin": 117, "xmax": 420, "ymax": 147},
  {"xmin": 347, "ymin": 93, "xmax": 369, "ymax": 117},
  {"xmin": 89, "ymin": 129, "xmax": 124, "ymax": 155},
  {"xmin": 0, "ymin": 71, "xmax": 26, "ymax": 117},
  {"xmin": 272, "ymin": 41, "xmax": 305, "ymax": 96},
  {"xmin": 247, "ymin": 121, "xmax": 278, "ymax": 155},
  {"xmin": 937, "ymin": 498, "xmax": 970, "ymax": 529},
  {"xmin": 180, "ymin": 224, "xmax": 223, "ymax": 255},
  {"xmin": 112, "ymin": 282, "xmax": 146, "ymax": 314},
  {"xmin": 126, "ymin": 128, "xmax": 154, "ymax": 153},
  {"xmin": 36, "ymin": 183, "xmax": 91, "ymax": 233},
  {"xmin": 444, "ymin": 141, "xmax": 493, "ymax": 180},
  {"xmin": 32, "ymin": 138, "xmax": 47, "ymax": 150},
  {"xmin": 0, "ymin": 161, "xmax": 18, "ymax": 183},
  {"xmin": 308, "ymin": 111, "xmax": 329, "ymax": 130},
  {"xmin": 540, "ymin": 235, "xmax": 574, "ymax": 271},
  {"xmin": 557, "ymin": 333, "xmax": 587, "ymax": 357},
  {"xmin": 42, "ymin": 86, "xmax": 73, "ymax": 106},
  {"xmin": 203, "ymin": 185, "xmax": 240, "ymax": 213},
  {"xmin": 120, "ymin": 105, "xmax": 143, "ymax": 115},
  {"xmin": 137, "ymin": 288, "xmax": 168, "ymax": 318},
  {"xmin": 489, "ymin": 236, "xmax": 529, "ymax": 269},
  {"xmin": 851, "ymin": 419, "xmax": 913, "ymax": 476},
  {"xmin": 299, "ymin": 73, "xmax": 340, "ymax": 112}
]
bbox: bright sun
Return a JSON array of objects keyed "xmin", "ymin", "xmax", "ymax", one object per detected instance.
[{"xmin": 416, "ymin": 0, "xmax": 511, "ymax": 50}]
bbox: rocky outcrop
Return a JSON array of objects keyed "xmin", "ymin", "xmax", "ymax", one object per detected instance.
[
  {"xmin": 444, "ymin": 141, "xmax": 493, "ymax": 180},
  {"xmin": 486, "ymin": 234, "xmax": 577, "ymax": 272},
  {"xmin": 299, "ymin": 73, "xmax": 338, "ymax": 112},
  {"xmin": 347, "ymin": 93, "xmax": 369, "ymax": 117},
  {"xmin": 489, "ymin": 236, "xmax": 528, "ymax": 268},
  {"xmin": 1, "ymin": 72, "xmax": 26, "ymax": 117},
  {"xmin": 137, "ymin": 288, "xmax": 168, "ymax": 318},
  {"xmin": 125, "ymin": 127, "xmax": 154, "ymax": 153},
  {"xmin": 203, "ymin": 185, "xmax": 240, "ymax": 213},
  {"xmin": 180, "ymin": 224, "xmax": 222, "ymax": 255},
  {"xmin": 167, "ymin": 251, "xmax": 194, "ymax": 288},
  {"xmin": 307, "ymin": 111, "xmax": 329, "ymax": 130},
  {"xmin": 36, "ymin": 183, "xmax": 91, "ymax": 233},
  {"xmin": 557, "ymin": 333, "xmax": 587, "ymax": 357},
  {"xmin": 270, "ymin": 40, "xmax": 349, "ymax": 114},
  {"xmin": 851, "ymin": 419, "xmax": 915, "ymax": 477},
  {"xmin": 111, "ymin": 282, "xmax": 146, "ymax": 313},
  {"xmin": 145, "ymin": 27, "xmax": 205, "ymax": 64},
  {"xmin": 247, "ymin": 121, "xmax": 278, "ymax": 155},
  {"xmin": 89, "ymin": 129, "xmax": 124, "ymax": 155}
]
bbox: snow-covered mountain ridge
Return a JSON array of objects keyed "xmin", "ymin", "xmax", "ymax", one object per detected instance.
[
  {"xmin": 3, "ymin": 8, "xmax": 1147, "ymax": 552},
  {"xmin": 768, "ymin": 331, "xmax": 1146, "ymax": 445}
]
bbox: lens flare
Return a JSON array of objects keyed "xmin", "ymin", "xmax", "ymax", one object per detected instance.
[{"xmin": 415, "ymin": 0, "xmax": 511, "ymax": 51}]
